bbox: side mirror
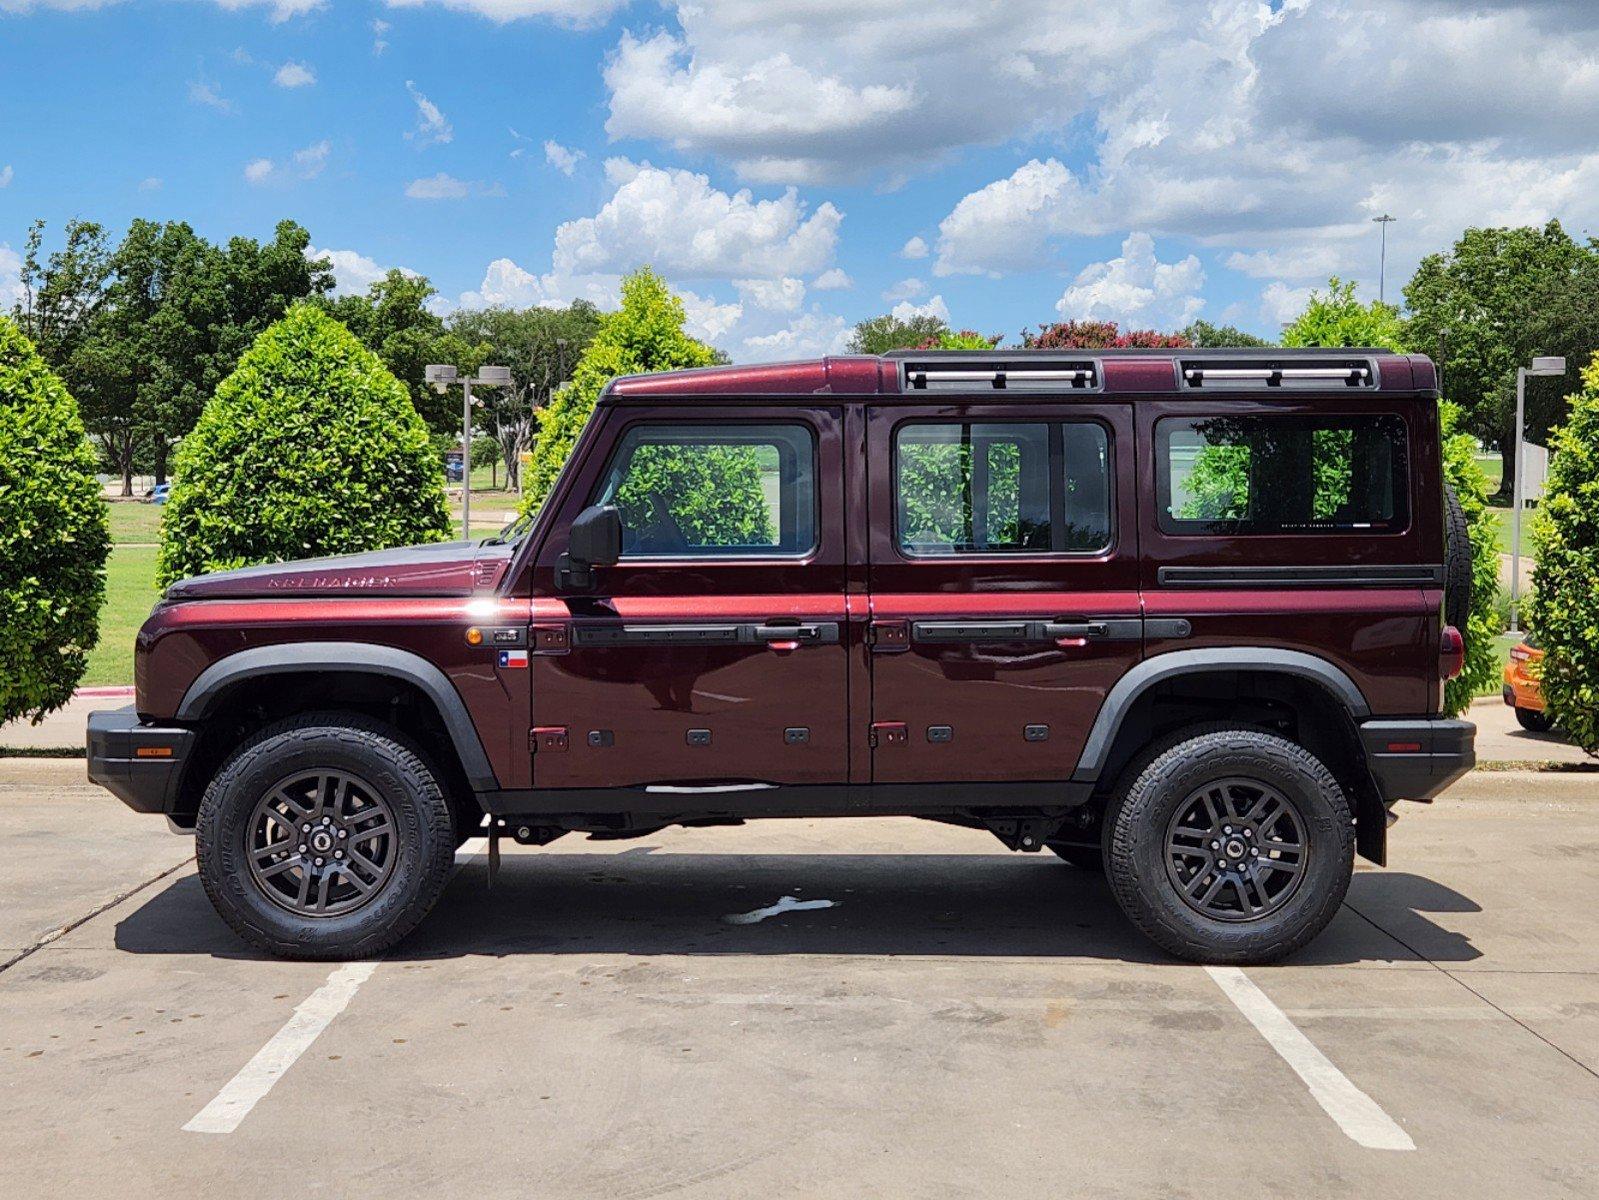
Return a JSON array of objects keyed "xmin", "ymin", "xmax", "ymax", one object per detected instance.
[{"xmin": 558, "ymin": 504, "xmax": 621, "ymax": 591}]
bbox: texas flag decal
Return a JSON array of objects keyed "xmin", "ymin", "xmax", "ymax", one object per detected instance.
[{"xmin": 498, "ymin": 649, "xmax": 529, "ymax": 670}]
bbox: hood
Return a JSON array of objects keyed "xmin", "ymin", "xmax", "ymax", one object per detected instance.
[{"xmin": 162, "ymin": 540, "xmax": 514, "ymax": 601}]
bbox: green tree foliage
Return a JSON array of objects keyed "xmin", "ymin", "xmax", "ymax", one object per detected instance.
[
  {"xmin": 919, "ymin": 329, "xmax": 1003, "ymax": 350},
  {"xmin": 157, "ymin": 306, "xmax": 450, "ymax": 586},
  {"xmin": 1527, "ymin": 353, "xmax": 1599, "ymax": 753},
  {"xmin": 611, "ymin": 439, "xmax": 776, "ymax": 548},
  {"xmin": 847, "ymin": 312, "xmax": 950, "ymax": 355},
  {"xmin": 1180, "ymin": 319, "xmax": 1272, "ymax": 348},
  {"xmin": 324, "ymin": 270, "xmax": 451, "ymax": 435},
  {"xmin": 1021, "ymin": 320, "xmax": 1190, "ymax": 349},
  {"xmin": 0, "ymin": 316, "xmax": 110, "ymax": 723},
  {"xmin": 1280, "ymin": 278, "xmax": 1405, "ymax": 351},
  {"xmin": 1405, "ymin": 222, "xmax": 1599, "ymax": 496},
  {"xmin": 521, "ymin": 269, "xmax": 716, "ymax": 515},
  {"xmin": 1440, "ymin": 402, "xmax": 1502, "ymax": 715}
]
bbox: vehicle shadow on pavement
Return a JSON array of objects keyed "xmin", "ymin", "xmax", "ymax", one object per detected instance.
[{"xmin": 111, "ymin": 851, "xmax": 1483, "ymax": 967}]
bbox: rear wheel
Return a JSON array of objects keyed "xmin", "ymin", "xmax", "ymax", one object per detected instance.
[
  {"xmin": 196, "ymin": 712, "xmax": 457, "ymax": 960},
  {"xmin": 1515, "ymin": 706, "xmax": 1554, "ymax": 733},
  {"xmin": 1104, "ymin": 727, "xmax": 1353, "ymax": 965}
]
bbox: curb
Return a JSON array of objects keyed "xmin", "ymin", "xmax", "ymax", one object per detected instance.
[{"xmin": 72, "ymin": 686, "xmax": 134, "ymax": 698}]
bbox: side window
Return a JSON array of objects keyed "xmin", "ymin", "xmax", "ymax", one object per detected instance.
[
  {"xmin": 593, "ymin": 423, "xmax": 817, "ymax": 558},
  {"xmin": 1157, "ymin": 413, "xmax": 1408, "ymax": 535},
  {"xmin": 894, "ymin": 421, "xmax": 1111, "ymax": 555}
]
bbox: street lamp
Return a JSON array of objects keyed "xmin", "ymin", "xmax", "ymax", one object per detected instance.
[
  {"xmin": 1509, "ymin": 355, "xmax": 1567, "ymax": 634},
  {"xmin": 426, "ymin": 363, "xmax": 512, "ymax": 539},
  {"xmin": 1372, "ymin": 214, "xmax": 1396, "ymax": 304}
]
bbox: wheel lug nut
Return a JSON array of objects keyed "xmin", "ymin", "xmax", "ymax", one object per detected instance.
[
  {"xmin": 337, "ymin": 829, "xmax": 347, "ymax": 839},
  {"xmin": 1223, "ymin": 825, "xmax": 1232, "ymax": 834},
  {"xmin": 1210, "ymin": 840, "xmax": 1220, "ymax": 850},
  {"xmin": 1251, "ymin": 848, "xmax": 1259, "ymax": 857},
  {"xmin": 322, "ymin": 816, "xmax": 331, "ymax": 825},
  {"xmin": 298, "ymin": 844, "xmax": 307, "ymax": 853},
  {"xmin": 315, "ymin": 857, "xmax": 324, "ymax": 866},
  {"xmin": 301, "ymin": 824, "xmax": 310, "ymax": 833},
  {"xmin": 334, "ymin": 849, "xmax": 344, "ymax": 859}
]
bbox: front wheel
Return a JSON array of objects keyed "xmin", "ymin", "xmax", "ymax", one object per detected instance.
[
  {"xmin": 1104, "ymin": 727, "xmax": 1353, "ymax": 965},
  {"xmin": 196, "ymin": 713, "xmax": 458, "ymax": 960}
]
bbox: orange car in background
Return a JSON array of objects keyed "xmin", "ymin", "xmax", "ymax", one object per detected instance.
[{"xmin": 1503, "ymin": 636, "xmax": 1554, "ymax": 732}]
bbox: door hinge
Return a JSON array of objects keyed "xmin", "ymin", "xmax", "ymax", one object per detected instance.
[
  {"xmin": 869, "ymin": 721, "xmax": 908, "ymax": 748},
  {"xmin": 530, "ymin": 726, "xmax": 568, "ymax": 753},
  {"xmin": 867, "ymin": 619, "xmax": 910, "ymax": 652}
]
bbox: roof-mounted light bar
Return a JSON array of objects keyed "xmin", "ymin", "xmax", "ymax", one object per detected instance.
[
  {"xmin": 903, "ymin": 360, "xmax": 1098, "ymax": 392},
  {"xmin": 1182, "ymin": 360, "xmax": 1375, "ymax": 389}
]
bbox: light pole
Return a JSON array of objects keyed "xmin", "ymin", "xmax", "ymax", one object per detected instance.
[
  {"xmin": 1509, "ymin": 355, "xmax": 1566, "ymax": 634},
  {"xmin": 426, "ymin": 363, "xmax": 512, "ymax": 539},
  {"xmin": 1372, "ymin": 214, "xmax": 1396, "ymax": 304}
]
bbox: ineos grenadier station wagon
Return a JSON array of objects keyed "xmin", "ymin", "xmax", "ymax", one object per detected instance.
[{"xmin": 89, "ymin": 349, "xmax": 1475, "ymax": 964}]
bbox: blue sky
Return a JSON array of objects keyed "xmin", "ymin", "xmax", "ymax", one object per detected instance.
[{"xmin": 4, "ymin": 1, "xmax": 1598, "ymax": 359}]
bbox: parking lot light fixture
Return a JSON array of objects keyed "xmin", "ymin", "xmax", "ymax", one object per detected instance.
[
  {"xmin": 1510, "ymin": 355, "xmax": 1567, "ymax": 634},
  {"xmin": 426, "ymin": 363, "xmax": 512, "ymax": 539}
]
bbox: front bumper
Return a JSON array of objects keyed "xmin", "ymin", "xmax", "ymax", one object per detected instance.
[
  {"xmin": 1360, "ymin": 718, "xmax": 1476, "ymax": 802},
  {"xmin": 86, "ymin": 706, "xmax": 196, "ymax": 817}
]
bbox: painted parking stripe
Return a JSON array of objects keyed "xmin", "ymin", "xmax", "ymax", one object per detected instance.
[
  {"xmin": 1206, "ymin": 966, "xmax": 1415, "ymax": 1151},
  {"xmin": 183, "ymin": 960, "xmax": 378, "ymax": 1134}
]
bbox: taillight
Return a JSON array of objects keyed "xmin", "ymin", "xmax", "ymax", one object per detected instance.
[{"xmin": 1440, "ymin": 625, "xmax": 1465, "ymax": 680}]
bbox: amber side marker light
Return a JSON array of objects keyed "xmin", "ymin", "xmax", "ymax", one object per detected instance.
[
  {"xmin": 135, "ymin": 746, "xmax": 174, "ymax": 758},
  {"xmin": 465, "ymin": 627, "xmax": 484, "ymax": 646}
]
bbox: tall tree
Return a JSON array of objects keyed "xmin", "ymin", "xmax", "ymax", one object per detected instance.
[
  {"xmin": 1405, "ymin": 221, "xmax": 1599, "ymax": 496},
  {"xmin": 847, "ymin": 312, "xmax": 950, "ymax": 355},
  {"xmin": 1181, "ymin": 319, "xmax": 1272, "ymax": 348},
  {"xmin": 324, "ymin": 269, "xmax": 450, "ymax": 434}
]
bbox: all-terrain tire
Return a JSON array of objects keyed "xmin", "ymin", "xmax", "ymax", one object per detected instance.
[
  {"xmin": 1104, "ymin": 726, "xmax": 1354, "ymax": 965},
  {"xmin": 1443, "ymin": 482, "xmax": 1472, "ymax": 632},
  {"xmin": 1515, "ymin": 706, "xmax": 1554, "ymax": 733},
  {"xmin": 1047, "ymin": 843, "xmax": 1105, "ymax": 872},
  {"xmin": 196, "ymin": 712, "xmax": 457, "ymax": 960}
]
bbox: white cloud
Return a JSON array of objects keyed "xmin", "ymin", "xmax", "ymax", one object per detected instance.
[
  {"xmin": 4, "ymin": 0, "xmax": 319, "ymax": 13},
  {"xmin": 0, "ymin": 242, "xmax": 23, "ymax": 310},
  {"xmin": 890, "ymin": 295, "xmax": 950, "ymax": 325},
  {"xmin": 735, "ymin": 277, "xmax": 805, "ymax": 313},
  {"xmin": 273, "ymin": 61, "xmax": 316, "ymax": 88},
  {"xmin": 405, "ymin": 81, "xmax": 453, "ymax": 146},
  {"xmin": 243, "ymin": 139, "xmax": 329, "ymax": 186},
  {"xmin": 1055, "ymin": 233, "xmax": 1205, "ymax": 328},
  {"xmin": 380, "ymin": 0, "xmax": 627, "ymax": 25},
  {"xmin": 456, "ymin": 257, "xmax": 616, "ymax": 310},
  {"xmin": 882, "ymin": 277, "xmax": 925, "ymax": 303},
  {"xmin": 900, "ymin": 236, "xmax": 928, "ymax": 260},
  {"xmin": 735, "ymin": 309, "xmax": 851, "ymax": 362},
  {"xmin": 243, "ymin": 158, "xmax": 274, "ymax": 184},
  {"xmin": 212, "ymin": 0, "xmax": 324, "ymax": 19},
  {"xmin": 543, "ymin": 140, "xmax": 583, "ymax": 176},
  {"xmin": 1260, "ymin": 281, "xmax": 1314, "ymax": 327},
  {"xmin": 310, "ymin": 247, "xmax": 417, "ymax": 296},
  {"xmin": 812, "ymin": 267, "xmax": 852, "ymax": 291},
  {"xmin": 1224, "ymin": 246, "xmax": 1348, "ymax": 281},
  {"xmin": 0, "ymin": 165, "xmax": 11, "ymax": 189},
  {"xmin": 404, "ymin": 173, "xmax": 504, "ymax": 199},
  {"xmin": 188, "ymin": 80, "xmax": 234, "ymax": 113},
  {"xmin": 138, "ymin": 176, "xmax": 161, "ymax": 192},
  {"xmin": 550, "ymin": 158, "xmax": 842, "ymax": 281},
  {"xmin": 371, "ymin": 19, "xmax": 390, "ymax": 55},
  {"xmin": 679, "ymin": 288, "xmax": 744, "ymax": 341}
]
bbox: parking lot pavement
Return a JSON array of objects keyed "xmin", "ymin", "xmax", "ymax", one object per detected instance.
[{"xmin": 3, "ymin": 767, "xmax": 1599, "ymax": 1198}]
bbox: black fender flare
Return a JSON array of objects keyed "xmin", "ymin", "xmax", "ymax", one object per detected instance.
[
  {"xmin": 176, "ymin": 642, "xmax": 498, "ymax": 791},
  {"xmin": 1070, "ymin": 648, "xmax": 1372, "ymax": 784}
]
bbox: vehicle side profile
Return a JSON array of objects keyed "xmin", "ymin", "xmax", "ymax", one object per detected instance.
[{"xmin": 88, "ymin": 348, "xmax": 1475, "ymax": 963}]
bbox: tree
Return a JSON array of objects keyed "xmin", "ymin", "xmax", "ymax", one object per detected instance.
[
  {"xmin": 1405, "ymin": 222, "xmax": 1599, "ymax": 497},
  {"xmin": 324, "ymin": 270, "xmax": 450, "ymax": 435},
  {"xmin": 157, "ymin": 305, "xmax": 450, "ymax": 586},
  {"xmin": 918, "ymin": 329, "xmax": 1003, "ymax": 350},
  {"xmin": 1527, "ymin": 353, "xmax": 1599, "ymax": 754},
  {"xmin": 521, "ymin": 269, "xmax": 716, "ymax": 515},
  {"xmin": 1181, "ymin": 319, "xmax": 1272, "ymax": 348},
  {"xmin": 847, "ymin": 312, "xmax": 950, "ymax": 355},
  {"xmin": 1440, "ymin": 402, "xmax": 1502, "ymax": 716},
  {"xmin": 1021, "ymin": 320, "xmax": 1190, "ymax": 349},
  {"xmin": 1280, "ymin": 278, "xmax": 1404, "ymax": 351},
  {"xmin": 0, "ymin": 315, "xmax": 110, "ymax": 723}
]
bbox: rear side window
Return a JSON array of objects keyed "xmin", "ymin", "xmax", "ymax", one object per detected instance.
[
  {"xmin": 894, "ymin": 421, "xmax": 1111, "ymax": 555},
  {"xmin": 593, "ymin": 423, "xmax": 817, "ymax": 557},
  {"xmin": 1157, "ymin": 413, "xmax": 1408, "ymax": 535}
]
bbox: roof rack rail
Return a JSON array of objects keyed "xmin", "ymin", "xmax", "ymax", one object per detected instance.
[
  {"xmin": 1180, "ymin": 356, "xmax": 1376, "ymax": 389},
  {"xmin": 900, "ymin": 357, "xmax": 1098, "ymax": 392}
]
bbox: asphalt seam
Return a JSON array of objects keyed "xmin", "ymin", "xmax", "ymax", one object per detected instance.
[
  {"xmin": 0, "ymin": 856, "xmax": 194, "ymax": 977},
  {"xmin": 1342, "ymin": 898, "xmax": 1599, "ymax": 1086}
]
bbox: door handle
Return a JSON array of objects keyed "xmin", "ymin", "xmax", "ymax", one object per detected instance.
[
  {"xmin": 1041, "ymin": 621, "xmax": 1109, "ymax": 640},
  {"xmin": 747, "ymin": 622, "xmax": 839, "ymax": 647}
]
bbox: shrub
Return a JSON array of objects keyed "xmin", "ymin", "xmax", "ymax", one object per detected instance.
[
  {"xmin": 1527, "ymin": 353, "xmax": 1599, "ymax": 753},
  {"xmin": 1280, "ymin": 278, "xmax": 1405, "ymax": 351},
  {"xmin": 517, "ymin": 270, "xmax": 775, "ymax": 545},
  {"xmin": 158, "ymin": 305, "xmax": 451, "ymax": 586},
  {"xmin": 1440, "ymin": 402, "xmax": 1502, "ymax": 715},
  {"xmin": 0, "ymin": 315, "xmax": 110, "ymax": 723},
  {"xmin": 1021, "ymin": 321, "xmax": 1190, "ymax": 349}
]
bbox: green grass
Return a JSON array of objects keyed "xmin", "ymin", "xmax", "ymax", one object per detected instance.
[
  {"xmin": 1473, "ymin": 453, "xmax": 1504, "ymax": 492},
  {"xmin": 107, "ymin": 501, "xmax": 164, "ymax": 544},
  {"xmin": 82, "ymin": 545, "xmax": 161, "ymax": 687}
]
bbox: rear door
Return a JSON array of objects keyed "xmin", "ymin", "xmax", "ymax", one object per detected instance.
[
  {"xmin": 529, "ymin": 405, "xmax": 849, "ymax": 792},
  {"xmin": 864, "ymin": 402, "xmax": 1142, "ymax": 783}
]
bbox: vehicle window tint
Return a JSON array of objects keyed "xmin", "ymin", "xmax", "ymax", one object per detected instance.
[
  {"xmin": 593, "ymin": 423, "xmax": 817, "ymax": 557},
  {"xmin": 894, "ymin": 422, "xmax": 1111, "ymax": 555},
  {"xmin": 1157, "ymin": 413, "xmax": 1408, "ymax": 535}
]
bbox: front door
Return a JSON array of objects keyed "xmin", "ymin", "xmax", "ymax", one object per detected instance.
[
  {"xmin": 865, "ymin": 403, "xmax": 1142, "ymax": 784},
  {"xmin": 529, "ymin": 405, "xmax": 849, "ymax": 792}
]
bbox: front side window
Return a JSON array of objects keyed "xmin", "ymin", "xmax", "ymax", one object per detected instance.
[
  {"xmin": 1157, "ymin": 413, "xmax": 1408, "ymax": 535},
  {"xmin": 894, "ymin": 421, "xmax": 1111, "ymax": 555},
  {"xmin": 592, "ymin": 423, "xmax": 817, "ymax": 557}
]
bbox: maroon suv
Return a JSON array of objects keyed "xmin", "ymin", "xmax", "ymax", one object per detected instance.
[{"xmin": 88, "ymin": 349, "xmax": 1475, "ymax": 964}]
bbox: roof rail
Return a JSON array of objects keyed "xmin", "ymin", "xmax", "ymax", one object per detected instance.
[
  {"xmin": 1180, "ymin": 356, "xmax": 1377, "ymax": 390},
  {"xmin": 899, "ymin": 356, "xmax": 1099, "ymax": 392}
]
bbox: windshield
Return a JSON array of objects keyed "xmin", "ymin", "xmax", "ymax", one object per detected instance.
[{"xmin": 484, "ymin": 511, "xmax": 534, "ymax": 546}]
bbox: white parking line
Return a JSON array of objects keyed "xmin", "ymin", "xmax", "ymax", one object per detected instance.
[
  {"xmin": 1206, "ymin": 966, "xmax": 1414, "ymax": 1151},
  {"xmin": 183, "ymin": 960, "xmax": 378, "ymax": 1134}
]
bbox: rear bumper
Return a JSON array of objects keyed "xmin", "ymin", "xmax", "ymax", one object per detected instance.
[
  {"xmin": 86, "ymin": 706, "xmax": 195, "ymax": 817},
  {"xmin": 1360, "ymin": 718, "xmax": 1476, "ymax": 802}
]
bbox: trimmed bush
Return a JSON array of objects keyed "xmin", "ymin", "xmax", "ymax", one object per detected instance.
[
  {"xmin": 0, "ymin": 315, "xmax": 110, "ymax": 724},
  {"xmin": 158, "ymin": 305, "xmax": 451, "ymax": 586},
  {"xmin": 1528, "ymin": 353, "xmax": 1599, "ymax": 753},
  {"xmin": 1440, "ymin": 402, "xmax": 1502, "ymax": 715}
]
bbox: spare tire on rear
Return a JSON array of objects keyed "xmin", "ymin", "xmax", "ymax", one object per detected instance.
[{"xmin": 1443, "ymin": 483, "xmax": 1472, "ymax": 631}]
